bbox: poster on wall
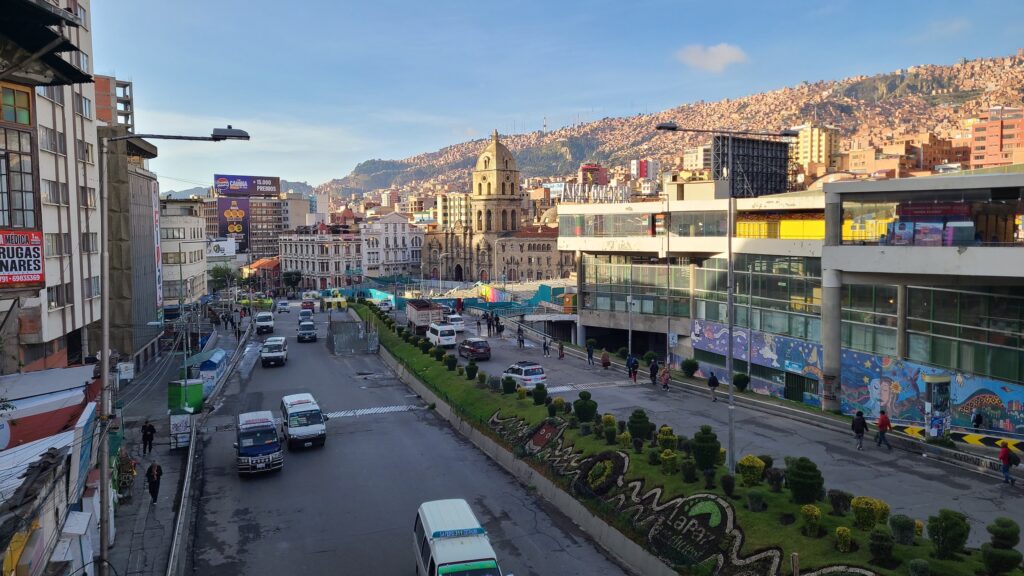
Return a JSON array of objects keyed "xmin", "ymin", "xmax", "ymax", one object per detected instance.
[
  {"xmin": 0, "ymin": 230, "xmax": 44, "ymax": 287},
  {"xmin": 217, "ymin": 197, "xmax": 250, "ymax": 253},
  {"xmin": 889, "ymin": 222, "xmax": 915, "ymax": 245},
  {"xmin": 913, "ymin": 222, "xmax": 943, "ymax": 246}
]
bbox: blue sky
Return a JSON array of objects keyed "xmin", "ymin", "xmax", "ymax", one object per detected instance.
[{"xmin": 91, "ymin": 0, "xmax": 1024, "ymax": 192}]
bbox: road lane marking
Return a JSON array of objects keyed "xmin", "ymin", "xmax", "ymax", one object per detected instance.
[
  {"xmin": 547, "ymin": 380, "xmax": 638, "ymax": 394},
  {"xmin": 325, "ymin": 405, "xmax": 424, "ymax": 419}
]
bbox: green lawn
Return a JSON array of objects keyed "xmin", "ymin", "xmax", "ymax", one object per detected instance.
[{"xmin": 356, "ymin": 304, "xmax": 1022, "ymax": 576}]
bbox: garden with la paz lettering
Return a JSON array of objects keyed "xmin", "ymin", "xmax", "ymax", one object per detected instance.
[{"xmin": 355, "ymin": 304, "xmax": 1024, "ymax": 576}]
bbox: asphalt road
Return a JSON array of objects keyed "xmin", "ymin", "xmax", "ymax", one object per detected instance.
[
  {"xmin": 190, "ymin": 304, "xmax": 627, "ymax": 575},
  {"xmin": 460, "ymin": 318, "xmax": 1024, "ymax": 550}
]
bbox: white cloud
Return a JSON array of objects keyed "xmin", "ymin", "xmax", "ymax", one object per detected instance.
[{"xmin": 674, "ymin": 43, "xmax": 748, "ymax": 73}]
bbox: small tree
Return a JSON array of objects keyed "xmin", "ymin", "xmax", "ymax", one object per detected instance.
[
  {"xmin": 981, "ymin": 517, "xmax": 1022, "ymax": 576},
  {"xmin": 210, "ymin": 264, "xmax": 239, "ymax": 291},
  {"xmin": 733, "ymin": 373, "xmax": 750, "ymax": 392},
  {"xmin": 927, "ymin": 509, "xmax": 970, "ymax": 560},
  {"xmin": 532, "ymin": 383, "xmax": 548, "ymax": 405},
  {"xmin": 691, "ymin": 425, "xmax": 720, "ymax": 471},
  {"xmin": 890, "ymin": 514, "xmax": 916, "ymax": 545},
  {"xmin": 282, "ymin": 269, "xmax": 303, "ymax": 290},
  {"xmin": 828, "ymin": 489, "xmax": 853, "ymax": 516},
  {"xmin": 642, "ymin": 351, "xmax": 657, "ymax": 366},
  {"xmin": 573, "ymin": 391, "xmax": 598, "ymax": 422},
  {"xmin": 736, "ymin": 455, "xmax": 766, "ymax": 487},
  {"xmin": 657, "ymin": 426, "xmax": 677, "ymax": 451},
  {"xmin": 869, "ymin": 526, "xmax": 895, "ymax": 566},
  {"xmin": 627, "ymin": 409, "xmax": 652, "ymax": 441},
  {"xmin": 681, "ymin": 358, "xmax": 699, "ymax": 377},
  {"xmin": 787, "ymin": 457, "xmax": 824, "ymax": 505},
  {"xmin": 616, "ymin": 346, "xmax": 628, "ymax": 359}
]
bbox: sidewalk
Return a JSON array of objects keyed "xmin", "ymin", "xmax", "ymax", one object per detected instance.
[{"xmin": 107, "ymin": 324, "xmax": 243, "ymax": 576}]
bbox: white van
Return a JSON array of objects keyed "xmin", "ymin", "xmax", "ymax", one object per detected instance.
[
  {"xmin": 443, "ymin": 313, "xmax": 465, "ymax": 333},
  {"xmin": 260, "ymin": 336, "xmax": 288, "ymax": 367},
  {"xmin": 280, "ymin": 393, "xmax": 327, "ymax": 449},
  {"xmin": 254, "ymin": 312, "xmax": 275, "ymax": 334},
  {"xmin": 413, "ymin": 499, "xmax": 509, "ymax": 576},
  {"xmin": 426, "ymin": 323, "xmax": 457, "ymax": 349}
]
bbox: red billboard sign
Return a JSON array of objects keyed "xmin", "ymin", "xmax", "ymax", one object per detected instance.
[{"xmin": 0, "ymin": 230, "xmax": 44, "ymax": 287}]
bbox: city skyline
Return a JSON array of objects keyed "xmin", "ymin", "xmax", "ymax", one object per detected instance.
[{"xmin": 93, "ymin": 0, "xmax": 1024, "ymax": 191}]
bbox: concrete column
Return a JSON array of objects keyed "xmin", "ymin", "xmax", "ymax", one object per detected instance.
[
  {"xmin": 821, "ymin": 268, "xmax": 842, "ymax": 412},
  {"xmin": 688, "ymin": 262, "xmax": 697, "ymax": 321},
  {"xmin": 575, "ymin": 250, "xmax": 585, "ymax": 346},
  {"xmin": 895, "ymin": 284, "xmax": 908, "ymax": 359}
]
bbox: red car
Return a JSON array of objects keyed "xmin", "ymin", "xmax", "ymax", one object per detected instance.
[{"xmin": 301, "ymin": 299, "xmax": 315, "ymax": 311}]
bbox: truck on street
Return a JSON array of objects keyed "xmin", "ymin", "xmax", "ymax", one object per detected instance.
[{"xmin": 406, "ymin": 299, "xmax": 444, "ymax": 336}]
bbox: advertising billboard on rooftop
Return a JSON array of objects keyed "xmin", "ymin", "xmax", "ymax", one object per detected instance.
[{"xmin": 213, "ymin": 174, "xmax": 280, "ymax": 197}]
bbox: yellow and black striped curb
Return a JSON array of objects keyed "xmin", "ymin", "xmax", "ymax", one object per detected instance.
[{"xmin": 892, "ymin": 424, "xmax": 1022, "ymax": 453}]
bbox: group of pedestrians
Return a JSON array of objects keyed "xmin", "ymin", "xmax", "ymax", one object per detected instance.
[{"xmin": 850, "ymin": 410, "xmax": 893, "ymax": 451}]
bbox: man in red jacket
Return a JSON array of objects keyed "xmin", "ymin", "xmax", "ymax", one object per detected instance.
[
  {"xmin": 999, "ymin": 441, "xmax": 1017, "ymax": 487},
  {"xmin": 875, "ymin": 410, "xmax": 893, "ymax": 452}
]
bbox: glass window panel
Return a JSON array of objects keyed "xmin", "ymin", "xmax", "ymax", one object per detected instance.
[
  {"xmin": 932, "ymin": 291, "xmax": 959, "ymax": 324},
  {"xmin": 988, "ymin": 347, "xmax": 1019, "ymax": 381},
  {"xmin": 908, "ymin": 333, "xmax": 929, "ymax": 363},
  {"xmin": 20, "ymin": 132, "xmax": 29, "ymax": 151},
  {"xmin": 931, "ymin": 337, "xmax": 955, "ymax": 369},
  {"xmin": 874, "ymin": 327, "xmax": 897, "ymax": 356},
  {"xmin": 908, "ymin": 288, "xmax": 930, "ymax": 319},
  {"xmin": 807, "ymin": 317, "xmax": 821, "ymax": 342}
]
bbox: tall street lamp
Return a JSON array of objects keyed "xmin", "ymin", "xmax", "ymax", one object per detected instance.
[
  {"xmin": 655, "ymin": 121, "xmax": 796, "ymax": 473},
  {"xmin": 97, "ymin": 126, "xmax": 248, "ymax": 576}
]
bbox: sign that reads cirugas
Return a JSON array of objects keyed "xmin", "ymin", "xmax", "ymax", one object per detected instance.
[
  {"xmin": 0, "ymin": 230, "xmax": 44, "ymax": 287},
  {"xmin": 213, "ymin": 174, "xmax": 280, "ymax": 197}
]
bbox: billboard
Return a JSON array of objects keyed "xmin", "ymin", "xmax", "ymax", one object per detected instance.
[
  {"xmin": 207, "ymin": 238, "xmax": 237, "ymax": 258},
  {"xmin": 712, "ymin": 135, "xmax": 789, "ymax": 198},
  {"xmin": 0, "ymin": 230, "xmax": 44, "ymax": 287},
  {"xmin": 217, "ymin": 197, "xmax": 250, "ymax": 253},
  {"xmin": 214, "ymin": 174, "xmax": 280, "ymax": 197}
]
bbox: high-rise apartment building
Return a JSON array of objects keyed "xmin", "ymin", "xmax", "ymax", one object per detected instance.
[
  {"xmin": 682, "ymin": 145, "xmax": 712, "ymax": 171},
  {"xmin": 281, "ymin": 192, "xmax": 311, "ymax": 230},
  {"xmin": 433, "ymin": 192, "xmax": 471, "ymax": 230},
  {"xmin": 94, "ymin": 75, "xmax": 134, "ymax": 132},
  {"xmin": 0, "ymin": 3, "xmax": 100, "ymax": 372},
  {"xmin": 970, "ymin": 106, "xmax": 1024, "ymax": 169},
  {"xmin": 790, "ymin": 123, "xmax": 839, "ymax": 177},
  {"xmin": 160, "ymin": 199, "xmax": 207, "ymax": 313},
  {"xmin": 630, "ymin": 159, "xmax": 661, "ymax": 180}
]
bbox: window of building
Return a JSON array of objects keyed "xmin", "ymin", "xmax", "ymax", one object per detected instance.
[
  {"xmin": 160, "ymin": 228, "xmax": 185, "ymax": 239},
  {"xmin": 47, "ymin": 282, "xmax": 74, "ymax": 310},
  {"xmin": 79, "ymin": 186, "xmax": 96, "ymax": 208},
  {"xmin": 82, "ymin": 275, "xmax": 101, "ymax": 299},
  {"xmin": 74, "ymin": 51, "xmax": 89, "ymax": 73},
  {"xmin": 38, "ymin": 126, "xmax": 66, "ymax": 154},
  {"xmin": 42, "ymin": 179, "xmax": 69, "ymax": 205},
  {"xmin": 0, "ymin": 129, "xmax": 36, "ymax": 228},
  {"xmin": 75, "ymin": 139, "xmax": 94, "ymax": 163},
  {"xmin": 81, "ymin": 232, "xmax": 98, "ymax": 253},
  {"xmin": 35, "ymin": 85, "xmax": 65, "ymax": 105},
  {"xmin": 44, "ymin": 233, "xmax": 71, "ymax": 257},
  {"xmin": 75, "ymin": 4, "xmax": 87, "ymax": 25},
  {"xmin": 73, "ymin": 94, "xmax": 92, "ymax": 119},
  {"xmin": 1, "ymin": 86, "xmax": 32, "ymax": 125}
]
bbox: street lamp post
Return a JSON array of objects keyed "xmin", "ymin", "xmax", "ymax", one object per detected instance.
[
  {"xmin": 97, "ymin": 126, "xmax": 248, "ymax": 576},
  {"xmin": 655, "ymin": 122, "xmax": 795, "ymax": 473}
]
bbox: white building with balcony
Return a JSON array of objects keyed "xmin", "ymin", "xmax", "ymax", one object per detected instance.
[
  {"xmin": 160, "ymin": 199, "xmax": 208, "ymax": 312},
  {"xmin": 361, "ymin": 212, "xmax": 423, "ymax": 278},
  {"xmin": 279, "ymin": 223, "xmax": 362, "ymax": 290}
]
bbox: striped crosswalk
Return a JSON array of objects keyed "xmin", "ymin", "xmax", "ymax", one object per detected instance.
[
  {"xmin": 324, "ymin": 404, "xmax": 424, "ymax": 419},
  {"xmin": 547, "ymin": 380, "xmax": 638, "ymax": 394}
]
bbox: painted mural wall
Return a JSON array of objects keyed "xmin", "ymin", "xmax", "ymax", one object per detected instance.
[{"xmin": 691, "ymin": 319, "xmax": 1024, "ymax": 435}]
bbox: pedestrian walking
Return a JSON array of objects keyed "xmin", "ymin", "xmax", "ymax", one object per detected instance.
[
  {"xmin": 235, "ymin": 324, "xmax": 241, "ymax": 340},
  {"xmin": 141, "ymin": 420, "xmax": 156, "ymax": 455},
  {"xmin": 586, "ymin": 342, "xmax": 595, "ymax": 366},
  {"xmin": 600, "ymin": 350, "xmax": 611, "ymax": 369},
  {"xmin": 707, "ymin": 371, "xmax": 720, "ymax": 402},
  {"xmin": 649, "ymin": 358, "xmax": 659, "ymax": 386},
  {"xmin": 542, "ymin": 338, "xmax": 550, "ymax": 357},
  {"xmin": 146, "ymin": 462, "xmax": 163, "ymax": 504},
  {"xmin": 476, "ymin": 318, "xmax": 482, "ymax": 334},
  {"xmin": 558, "ymin": 340, "xmax": 565, "ymax": 360},
  {"xmin": 851, "ymin": 410, "xmax": 869, "ymax": 451},
  {"xmin": 626, "ymin": 353, "xmax": 638, "ymax": 382},
  {"xmin": 517, "ymin": 326, "xmax": 524, "ymax": 348},
  {"xmin": 972, "ymin": 411, "xmax": 984, "ymax": 432},
  {"xmin": 875, "ymin": 409, "xmax": 893, "ymax": 451},
  {"xmin": 658, "ymin": 365, "xmax": 670, "ymax": 390},
  {"xmin": 998, "ymin": 441, "xmax": 1018, "ymax": 486}
]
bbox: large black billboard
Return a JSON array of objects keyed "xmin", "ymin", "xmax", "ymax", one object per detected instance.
[{"xmin": 712, "ymin": 136, "xmax": 789, "ymax": 198}]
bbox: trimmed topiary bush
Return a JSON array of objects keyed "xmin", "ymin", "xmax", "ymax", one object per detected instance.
[
  {"xmin": 927, "ymin": 509, "xmax": 970, "ymax": 560},
  {"xmin": 915, "ymin": 519, "xmax": 924, "ymax": 537},
  {"xmin": 681, "ymin": 358, "xmax": 699, "ymax": 377},
  {"xmin": 868, "ymin": 526, "xmax": 895, "ymax": 566},
  {"xmin": 836, "ymin": 526, "xmax": 852, "ymax": 553},
  {"xmin": 757, "ymin": 454, "xmax": 774, "ymax": 472},
  {"xmin": 801, "ymin": 504, "xmax": 822, "ymax": 537},
  {"xmin": 604, "ymin": 427, "xmax": 617, "ymax": 445},
  {"xmin": 573, "ymin": 391, "xmax": 598, "ymax": 422},
  {"xmin": 456, "ymin": 365, "xmax": 465, "ymax": 376},
  {"xmin": 632, "ymin": 437, "xmax": 644, "ymax": 454},
  {"xmin": 692, "ymin": 425, "xmax": 720, "ymax": 471},
  {"xmin": 889, "ymin": 514, "xmax": 916, "ymax": 545},
  {"xmin": 657, "ymin": 426, "xmax": 677, "ymax": 451},
  {"xmin": 601, "ymin": 413, "xmax": 617, "ymax": 429},
  {"xmin": 874, "ymin": 498, "xmax": 891, "ymax": 525},
  {"xmin": 908, "ymin": 558, "xmax": 930, "ymax": 576},
  {"xmin": 828, "ymin": 489, "xmax": 853, "ymax": 516},
  {"xmin": 580, "ymin": 422, "xmax": 592, "ymax": 436},
  {"xmin": 681, "ymin": 458, "xmax": 698, "ymax": 483},
  {"xmin": 419, "ymin": 339, "xmax": 432, "ymax": 353},
  {"xmin": 746, "ymin": 490, "xmax": 766, "ymax": 512},
  {"xmin": 647, "ymin": 449, "xmax": 661, "ymax": 465},
  {"xmin": 787, "ymin": 457, "xmax": 824, "ymax": 505},
  {"xmin": 721, "ymin": 474, "xmax": 736, "ymax": 498},
  {"xmin": 981, "ymin": 517, "xmax": 1022, "ymax": 576},
  {"xmin": 737, "ymin": 455, "xmax": 766, "ymax": 487},
  {"xmin": 444, "ymin": 354, "xmax": 457, "ymax": 371},
  {"xmin": 501, "ymin": 376, "xmax": 517, "ymax": 395},
  {"xmin": 532, "ymin": 383, "xmax": 548, "ymax": 405},
  {"xmin": 642, "ymin": 351, "xmax": 657, "ymax": 366},
  {"xmin": 552, "ymin": 396, "xmax": 565, "ymax": 412},
  {"xmin": 733, "ymin": 373, "xmax": 750, "ymax": 392},
  {"xmin": 703, "ymin": 468, "xmax": 716, "ymax": 489},
  {"xmin": 852, "ymin": 497, "xmax": 879, "ymax": 530},
  {"xmin": 617, "ymin": 430, "xmax": 632, "ymax": 448},
  {"xmin": 627, "ymin": 409, "xmax": 652, "ymax": 442},
  {"xmin": 516, "ymin": 387, "xmax": 527, "ymax": 400},
  {"xmin": 434, "ymin": 347, "xmax": 446, "ymax": 361},
  {"xmin": 465, "ymin": 361, "xmax": 478, "ymax": 380},
  {"xmin": 661, "ymin": 450, "xmax": 679, "ymax": 475},
  {"xmin": 765, "ymin": 468, "xmax": 784, "ymax": 493},
  {"xmin": 616, "ymin": 346, "xmax": 628, "ymax": 359}
]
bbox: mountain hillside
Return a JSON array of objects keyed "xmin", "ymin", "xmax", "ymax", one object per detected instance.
[{"xmin": 339, "ymin": 52, "xmax": 1024, "ymax": 193}]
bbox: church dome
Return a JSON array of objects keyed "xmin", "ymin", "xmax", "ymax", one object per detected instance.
[{"xmin": 475, "ymin": 130, "xmax": 517, "ymax": 172}]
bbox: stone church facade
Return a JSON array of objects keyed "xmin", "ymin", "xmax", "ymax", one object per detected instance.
[{"xmin": 424, "ymin": 131, "xmax": 571, "ymax": 283}]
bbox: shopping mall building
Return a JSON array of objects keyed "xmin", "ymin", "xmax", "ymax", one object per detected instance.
[{"xmin": 558, "ymin": 174, "xmax": 1024, "ymax": 437}]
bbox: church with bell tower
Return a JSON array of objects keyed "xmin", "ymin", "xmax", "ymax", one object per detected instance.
[{"xmin": 424, "ymin": 130, "xmax": 569, "ymax": 285}]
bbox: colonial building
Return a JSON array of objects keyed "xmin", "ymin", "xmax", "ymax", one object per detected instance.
[
  {"xmin": 279, "ymin": 223, "xmax": 362, "ymax": 290},
  {"xmin": 425, "ymin": 131, "xmax": 572, "ymax": 283},
  {"xmin": 361, "ymin": 212, "xmax": 423, "ymax": 279}
]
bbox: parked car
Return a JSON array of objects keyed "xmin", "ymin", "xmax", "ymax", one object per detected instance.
[
  {"xmin": 501, "ymin": 361, "xmax": 546, "ymax": 389},
  {"xmin": 458, "ymin": 338, "xmax": 491, "ymax": 360},
  {"xmin": 374, "ymin": 299, "xmax": 392, "ymax": 312}
]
